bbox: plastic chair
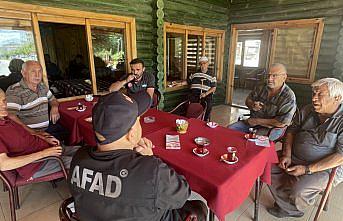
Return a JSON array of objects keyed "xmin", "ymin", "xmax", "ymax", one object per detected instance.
[
  {"xmin": 151, "ymin": 89, "xmax": 161, "ymax": 109},
  {"xmin": 0, "ymin": 156, "xmax": 67, "ymax": 221},
  {"xmin": 169, "ymin": 100, "xmax": 206, "ymax": 120}
]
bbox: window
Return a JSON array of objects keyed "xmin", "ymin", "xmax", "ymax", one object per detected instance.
[
  {"xmin": 164, "ymin": 23, "xmax": 225, "ymax": 91},
  {"xmin": 235, "ymin": 42, "xmax": 242, "ymax": 65},
  {"xmin": 91, "ymin": 26, "xmax": 126, "ymax": 93},
  {"xmin": 228, "ymin": 18, "xmax": 324, "ymax": 104},
  {"xmin": 273, "ymin": 27, "xmax": 315, "ymax": 79},
  {"xmin": 243, "ymin": 40, "xmax": 261, "ymax": 67},
  {"xmin": 0, "ymin": 1, "xmax": 136, "ymax": 100},
  {"xmin": 0, "ymin": 18, "xmax": 37, "ymax": 90},
  {"xmin": 166, "ymin": 32, "xmax": 185, "ymax": 82},
  {"xmin": 187, "ymin": 35, "xmax": 202, "ymax": 77}
]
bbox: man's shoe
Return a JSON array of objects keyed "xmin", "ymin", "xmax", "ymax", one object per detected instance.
[{"xmin": 267, "ymin": 207, "xmax": 304, "ymax": 218}]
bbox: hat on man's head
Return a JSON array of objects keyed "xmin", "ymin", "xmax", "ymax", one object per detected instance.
[
  {"xmin": 92, "ymin": 91, "xmax": 151, "ymax": 145},
  {"xmin": 199, "ymin": 56, "xmax": 209, "ymax": 63}
]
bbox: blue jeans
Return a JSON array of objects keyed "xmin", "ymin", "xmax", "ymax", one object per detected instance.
[
  {"xmin": 228, "ymin": 121, "xmax": 251, "ymax": 133},
  {"xmin": 228, "ymin": 121, "xmax": 286, "ymax": 141}
]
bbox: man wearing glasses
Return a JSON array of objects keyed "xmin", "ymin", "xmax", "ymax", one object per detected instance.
[
  {"xmin": 109, "ymin": 58, "xmax": 155, "ymax": 98},
  {"xmin": 229, "ymin": 63, "xmax": 296, "ymax": 141}
]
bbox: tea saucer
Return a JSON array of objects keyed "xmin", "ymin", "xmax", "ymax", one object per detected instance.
[
  {"xmin": 192, "ymin": 148, "xmax": 209, "ymax": 157},
  {"xmin": 76, "ymin": 107, "xmax": 86, "ymax": 112},
  {"xmin": 244, "ymin": 134, "xmax": 256, "ymax": 141},
  {"xmin": 206, "ymin": 122, "xmax": 218, "ymax": 128},
  {"xmin": 220, "ymin": 154, "xmax": 239, "ymax": 165}
]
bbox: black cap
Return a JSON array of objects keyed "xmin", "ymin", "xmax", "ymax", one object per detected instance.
[{"xmin": 92, "ymin": 91, "xmax": 151, "ymax": 145}]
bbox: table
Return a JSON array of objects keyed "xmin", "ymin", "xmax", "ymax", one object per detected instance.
[
  {"xmin": 145, "ymin": 118, "xmax": 278, "ymax": 221},
  {"xmin": 77, "ymin": 108, "xmax": 187, "ymax": 146},
  {"xmin": 59, "ymin": 98, "xmax": 97, "ymax": 144}
]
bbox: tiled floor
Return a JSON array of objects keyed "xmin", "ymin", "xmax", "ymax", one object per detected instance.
[{"xmin": 0, "ymin": 105, "xmax": 342, "ymax": 221}]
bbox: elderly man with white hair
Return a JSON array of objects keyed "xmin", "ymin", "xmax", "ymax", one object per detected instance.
[
  {"xmin": 267, "ymin": 78, "xmax": 343, "ymax": 218},
  {"xmin": 187, "ymin": 56, "xmax": 216, "ymax": 121}
]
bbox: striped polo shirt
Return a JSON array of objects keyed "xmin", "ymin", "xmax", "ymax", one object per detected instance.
[
  {"xmin": 188, "ymin": 71, "xmax": 217, "ymax": 94},
  {"xmin": 6, "ymin": 79, "xmax": 55, "ymax": 130}
]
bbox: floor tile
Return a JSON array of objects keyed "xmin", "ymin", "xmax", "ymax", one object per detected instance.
[
  {"xmin": 1, "ymin": 182, "xmax": 62, "ymax": 220},
  {"xmin": 55, "ymin": 180, "xmax": 71, "ymax": 200},
  {"xmin": 18, "ymin": 200, "xmax": 62, "ymax": 221}
]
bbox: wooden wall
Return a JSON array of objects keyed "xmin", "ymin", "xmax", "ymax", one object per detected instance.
[
  {"xmin": 163, "ymin": 0, "xmax": 229, "ymax": 110},
  {"xmin": 229, "ymin": 0, "xmax": 343, "ymax": 107}
]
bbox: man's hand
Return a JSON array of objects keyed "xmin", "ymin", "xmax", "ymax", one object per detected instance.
[
  {"xmin": 252, "ymin": 101, "xmax": 264, "ymax": 111},
  {"xmin": 286, "ymin": 165, "xmax": 306, "ymax": 176},
  {"xmin": 246, "ymin": 118, "xmax": 258, "ymax": 127},
  {"xmin": 126, "ymin": 74, "xmax": 135, "ymax": 83},
  {"xmin": 43, "ymin": 135, "xmax": 60, "ymax": 146},
  {"xmin": 40, "ymin": 146, "xmax": 63, "ymax": 158},
  {"xmin": 200, "ymin": 92, "xmax": 207, "ymax": 99},
  {"xmin": 134, "ymin": 137, "xmax": 154, "ymax": 156},
  {"xmin": 50, "ymin": 106, "xmax": 60, "ymax": 124},
  {"xmin": 279, "ymin": 155, "xmax": 292, "ymax": 170}
]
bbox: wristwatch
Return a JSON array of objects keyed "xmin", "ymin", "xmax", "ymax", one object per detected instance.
[{"xmin": 305, "ymin": 165, "xmax": 312, "ymax": 175}]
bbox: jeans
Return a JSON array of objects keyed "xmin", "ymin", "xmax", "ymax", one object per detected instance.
[{"xmin": 228, "ymin": 120, "xmax": 286, "ymax": 141}]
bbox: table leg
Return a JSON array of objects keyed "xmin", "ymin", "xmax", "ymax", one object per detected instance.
[
  {"xmin": 254, "ymin": 176, "xmax": 261, "ymax": 221},
  {"xmin": 209, "ymin": 210, "xmax": 215, "ymax": 221}
]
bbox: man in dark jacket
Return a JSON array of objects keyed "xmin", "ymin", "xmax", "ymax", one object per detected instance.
[
  {"xmin": 0, "ymin": 58, "xmax": 24, "ymax": 91},
  {"xmin": 68, "ymin": 91, "xmax": 206, "ymax": 221}
]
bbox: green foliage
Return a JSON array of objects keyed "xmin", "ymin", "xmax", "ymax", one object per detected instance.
[{"xmin": 0, "ymin": 42, "xmax": 35, "ymax": 59}]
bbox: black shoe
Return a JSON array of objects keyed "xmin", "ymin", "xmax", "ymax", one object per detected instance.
[{"xmin": 267, "ymin": 207, "xmax": 304, "ymax": 218}]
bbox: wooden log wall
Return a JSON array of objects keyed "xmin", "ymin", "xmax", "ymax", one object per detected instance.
[{"xmin": 229, "ymin": 0, "xmax": 343, "ymax": 107}]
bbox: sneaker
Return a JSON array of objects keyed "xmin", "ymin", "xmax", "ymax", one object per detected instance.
[{"xmin": 267, "ymin": 207, "xmax": 304, "ymax": 218}]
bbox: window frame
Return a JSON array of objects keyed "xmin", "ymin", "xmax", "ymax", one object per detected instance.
[
  {"xmin": 164, "ymin": 22, "xmax": 225, "ymax": 92},
  {"xmin": 227, "ymin": 18, "xmax": 324, "ymax": 104},
  {"xmin": 0, "ymin": 0, "xmax": 137, "ymax": 101}
]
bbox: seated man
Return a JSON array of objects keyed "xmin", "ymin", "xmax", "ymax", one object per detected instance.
[
  {"xmin": 68, "ymin": 91, "xmax": 207, "ymax": 221},
  {"xmin": 188, "ymin": 56, "xmax": 216, "ymax": 121},
  {"xmin": 6, "ymin": 60, "xmax": 66, "ymax": 140},
  {"xmin": 229, "ymin": 63, "xmax": 296, "ymax": 141},
  {"xmin": 109, "ymin": 58, "xmax": 155, "ymax": 98},
  {"xmin": 0, "ymin": 89, "xmax": 77, "ymax": 181},
  {"xmin": 0, "ymin": 58, "xmax": 24, "ymax": 91},
  {"xmin": 267, "ymin": 78, "xmax": 343, "ymax": 218}
]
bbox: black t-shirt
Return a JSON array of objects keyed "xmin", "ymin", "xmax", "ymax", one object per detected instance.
[
  {"xmin": 68, "ymin": 147, "xmax": 190, "ymax": 221},
  {"xmin": 120, "ymin": 72, "xmax": 155, "ymax": 94}
]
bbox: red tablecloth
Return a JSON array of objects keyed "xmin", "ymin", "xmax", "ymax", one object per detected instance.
[
  {"xmin": 77, "ymin": 108, "xmax": 187, "ymax": 146},
  {"xmin": 145, "ymin": 118, "xmax": 278, "ymax": 221},
  {"xmin": 59, "ymin": 98, "xmax": 97, "ymax": 145}
]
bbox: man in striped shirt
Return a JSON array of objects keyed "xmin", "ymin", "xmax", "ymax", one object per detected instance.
[
  {"xmin": 188, "ymin": 56, "xmax": 216, "ymax": 121},
  {"xmin": 5, "ymin": 61, "xmax": 62, "ymax": 138}
]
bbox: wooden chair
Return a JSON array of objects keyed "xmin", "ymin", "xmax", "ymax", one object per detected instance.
[
  {"xmin": 313, "ymin": 166, "xmax": 339, "ymax": 221},
  {"xmin": 0, "ymin": 156, "xmax": 67, "ymax": 221}
]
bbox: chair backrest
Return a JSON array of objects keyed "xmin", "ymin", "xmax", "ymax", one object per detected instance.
[
  {"xmin": 151, "ymin": 89, "xmax": 161, "ymax": 109},
  {"xmin": 59, "ymin": 197, "xmax": 80, "ymax": 221},
  {"xmin": 186, "ymin": 103, "xmax": 205, "ymax": 120}
]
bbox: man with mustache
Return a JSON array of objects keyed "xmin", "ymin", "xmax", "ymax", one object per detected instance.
[
  {"xmin": 5, "ymin": 60, "xmax": 65, "ymax": 140},
  {"xmin": 109, "ymin": 58, "xmax": 155, "ymax": 98},
  {"xmin": 267, "ymin": 78, "xmax": 343, "ymax": 218},
  {"xmin": 229, "ymin": 63, "xmax": 297, "ymax": 141},
  {"xmin": 0, "ymin": 88, "xmax": 77, "ymax": 181}
]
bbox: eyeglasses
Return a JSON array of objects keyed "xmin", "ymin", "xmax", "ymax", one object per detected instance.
[{"xmin": 267, "ymin": 73, "xmax": 285, "ymax": 79}]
